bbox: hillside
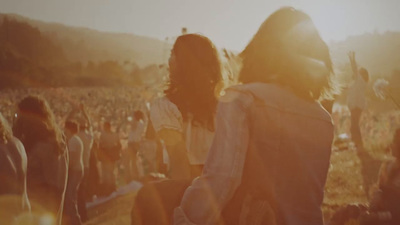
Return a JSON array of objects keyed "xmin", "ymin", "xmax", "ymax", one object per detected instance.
[
  {"xmin": 329, "ymin": 31, "xmax": 400, "ymax": 78},
  {"xmin": 0, "ymin": 13, "xmax": 170, "ymax": 67},
  {"xmin": 1, "ymin": 13, "xmax": 399, "ymax": 92},
  {"xmin": 328, "ymin": 32, "xmax": 400, "ymax": 112},
  {"xmin": 0, "ymin": 15, "xmax": 170, "ymax": 88},
  {"xmin": 2, "ymin": 12, "xmax": 399, "ymax": 77}
]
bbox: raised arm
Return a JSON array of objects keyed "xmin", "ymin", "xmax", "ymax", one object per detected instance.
[
  {"xmin": 348, "ymin": 51, "xmax": 358, "ymax": 79},
  {"xmin": 80, "ymin": 103, "xmax": 92, "ymax": 129}
]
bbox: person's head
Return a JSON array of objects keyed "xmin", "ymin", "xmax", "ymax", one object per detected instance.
[
  {"xmin": 0, "ymin": 113, "xmax": 12, "ymax": 144},
  {"xmin": 64, "ymin": 120, "xmax": 79, "ymax": 138},
  {"xmin": 165, "ymin": 33, "xmax": 222, "ymax": 129},
  {"xmin": 103, "ymin": 121, "xmax": 111, "ymax": 132},
  {"xmin": 359, "ymin": 67, "xmax": 369, "ymax": 82},
  {"xmin": 133, "ymin": 110, "xmax": 144, "ymax": 122},
  {"xmin": 239, "ymin": 7, "xmax": 334, "ymax": 100},
  {"xmin": 13, "ymin": 95, "xmax": 65, "ymax": 154},
  {"xmin": 79, "ymin": 123, "xmax": 87, "ymax": 132}
]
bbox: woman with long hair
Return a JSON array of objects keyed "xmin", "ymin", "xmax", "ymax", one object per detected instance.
[
  {"xmin": 131, "ymin": 34, "xmax": 223, "ymax": 225},
  {"xmin": 174, "ymin": 7, "xmax": 336, "ymax": 225},
  {"xmin": 13, "ymin": 95, "xmax": 68, "ymax": 225},
  {"xmin": 150, "ymin": 33, "xmax": 223, "ymax": 179}
]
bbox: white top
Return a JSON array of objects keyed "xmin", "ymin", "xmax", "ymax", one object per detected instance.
[
  {"xmin": 68, "ymin": 135, "xmax": 84, "ymax": 172},
  {"xmin": 347, "ymin": 74, "xmax": 367, "ymax": 110},
  {"xmin": 150, "ymin": 97, "xmax": 214, "ymax": 165},
  {"xmin": 77, "ymin": 130, "xmax": 94, "ymax": 169}
]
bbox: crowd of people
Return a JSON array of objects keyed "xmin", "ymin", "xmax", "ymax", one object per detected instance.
[
  {"xmin": 0, "ymin": 86, "xmax": 160, "ymax": 224},
  {"xmin": 1, "ymin": 6, "xmax": 400, "ymax": 225}
]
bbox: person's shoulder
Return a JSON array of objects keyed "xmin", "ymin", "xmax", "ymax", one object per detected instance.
[
  {"xmin": 220, "ymin": 84, "xmax": 255, "ymax": 107},
  {"xmin": 73, "ymin": 134, "xmax": 83, "ymax": 143},
  {"xmin": 151, "ymin": 97, "xmax": 179, "ymax": 114},
  {"xmin": 223, "ymin": 83, "xmax": 283, "ymax": 100},
  {"xmin": 78, "ymin": 130, "xmax": 93, "ymax": 140},
  {"xmin": 150, "ymin": 96, "xmax": 183, "ymax": 131},
  {"xmin": 10, "ymin": 137, "xmax": 26, "ymax": 156},
  {"xmin": 69, "ymin": 135, "xmax": 83, "ymax": 149},
  {"xmin": 220, "ymin": 83, "xmax": 282, "ymax": 109}
]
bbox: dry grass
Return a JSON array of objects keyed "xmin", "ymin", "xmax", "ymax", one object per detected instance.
[{"xmin": 85, "ymin": 192, "xmax": 137, "ymax": 225}]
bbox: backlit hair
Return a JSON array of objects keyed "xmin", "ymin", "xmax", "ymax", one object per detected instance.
[
  {"xmin": 165, "ymin": 34, "xmax": 222, "ymax": 130},
  {"xmin": 13, "ymin": 95, "xmax": 66, "ymax": 154},
  {"xmin": 239, "ymin": 7, "xmax": 334, "ymax": 100},
  {"xmin": 0, "ymin": 113, "xmax": 12, "ymax": 144}
]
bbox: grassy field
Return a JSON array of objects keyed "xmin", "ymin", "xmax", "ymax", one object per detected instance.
[{"xmin": 86, "ymin": 192, "xmax": 137, "ymax": 225}]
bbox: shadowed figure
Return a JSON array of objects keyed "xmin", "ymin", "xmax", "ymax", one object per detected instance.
[
  {"xmin": 347, "ymin": 51, "xmax": 369, "ymax": 150},
  {"xmin": 13, "ymin": 95, "xmax": 69, "ymax": 225},
  {"xmin": 0, "ymin": 112, "xmax": 30, "ymax": 224}
]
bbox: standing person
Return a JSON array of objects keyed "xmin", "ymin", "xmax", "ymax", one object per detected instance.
[
  {"xmin": 150, "ymin": 33, "xmax": 222, "ymax": 179},
  {"xmin": 76, "ymin": 122, "xmax": 93, "ymax": 222},
  {"xmin": 0, "ymin": 112, "xmax": 30, "ymax": 221},
  {"xmin": 63, "ymin": 121, "xmax": 84, "ymax": 225},
  {"xmin": 347, "ymin": 51, "xmax": 369, "ymax": 150},
  {"xmin": 125, "ymin": 110, "xmax": 146, "ymax": 182},
  {"xmin": 13, "ymin": 95, "xmax": 68, "ymax": 225},
  {"xmin": 174, "ymin": 7, "xmax": 336, "ymax": 225},
  {"xmin": 98, "ymin": 121, "xmax": 121, "ymax": 195},
  {"xmin": 131, "ymin": 34, "xmax": 223, "ymax": 225},
  {"xmin": 67, "ymin": 103, "xmax": 94, "ymax": 223}
]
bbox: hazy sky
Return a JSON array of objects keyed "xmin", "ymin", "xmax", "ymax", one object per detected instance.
[{"xmin": 1, "ymin": 0, "xmax": 400, "ymax": 51}]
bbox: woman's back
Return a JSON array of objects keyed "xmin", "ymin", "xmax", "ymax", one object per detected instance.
[
  {"xmin": 151, "ymin": 97, "xmax": 215, "ymax": 165},
  {"xmin": 26, "ymin": 139, "xmax": 68, "ymax": 221},
  {"xmin": 226, "ymin": 83, "xmax": 333, "ymax": 225}
]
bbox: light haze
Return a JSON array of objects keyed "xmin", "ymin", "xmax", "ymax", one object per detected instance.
[{"xmin": 1, "ymin": 0, "xmax": 399, "ymax": 51}]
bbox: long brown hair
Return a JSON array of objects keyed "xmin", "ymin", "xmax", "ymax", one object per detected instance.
[
  {"xmin": 13, "ymin": 95, "xmax": 66, "ymax": 154},
  {"xmin": 165, "ymin": 34, "xmax": 222, "ymax": 129},
  {"xmin": 0, "ymin": 113, "xmax": 12, "ymax": 144},
  {"xmin": 239, "ymin": 7, "xmax": 334, "ymax": 100}
]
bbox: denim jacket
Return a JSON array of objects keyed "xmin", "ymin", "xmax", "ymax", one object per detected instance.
[{"xmin": 174, "ymin": 83, "xmax": 333, "ymax": 225}]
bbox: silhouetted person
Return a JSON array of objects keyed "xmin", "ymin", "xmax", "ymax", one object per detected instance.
[
  {"xmin": 347, "ymin": 51, "xmax": 369, "ymax": 150},
  {"xmin": 63, "ymin": 121, "xmax": 84, "ymax": 225},
  {"xmin": 125, "ymin": 110, "xmax": 146, "ymax": 182},
  {"xmin": 98, "ymin": 121, "xmax": 121, "ymax": 195},
  {"xmin": 0, "ymin": 112, "xmax": 30, "ymax": 221},
  {"xmin": 13, "ymin": 95, "xmax": 68, "ymax": 225},
  {"xmin": 67, "ymin": 103, "xmax": 94, "ymax": 223}
]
